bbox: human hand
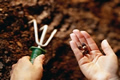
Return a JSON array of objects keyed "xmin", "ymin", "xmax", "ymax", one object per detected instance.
[
  {"xmin": 10, "ymin": 54, "xmax": 45, "ymax": 80},
  {"xmin": 70, "ymin": 29, "xmax": 119, "ymax": 80}
]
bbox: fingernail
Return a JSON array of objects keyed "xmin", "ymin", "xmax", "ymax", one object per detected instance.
[
  {"xmin": 70, "ymin": 33, "xmax": 72, "ymax": 37},
  {"xmin": 103, "ymin": 39, "xmax": 110, "ymax": 46},
  {"xmin": 73, "ymin": 29, "xmax": 78, "ymax": 31},
  {"xmin": 70, "ymin": 33, "xmax": 74, "ymax": 38},
  {"xmin": 104, "ymin": 39, "xmax": 108, "ymax": 43},
  {"xmin": 80, "ymin": 31, "xmax": 86, "ymax": 34}
]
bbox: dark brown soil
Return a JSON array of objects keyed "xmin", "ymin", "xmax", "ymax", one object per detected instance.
[{"xmin": 0, "ymin": 0, "xmax": 120, "ymax": 80}]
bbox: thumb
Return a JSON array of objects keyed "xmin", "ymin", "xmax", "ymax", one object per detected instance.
[
  {"xmin": 33, "ymin": 54, "xmax": 45, "ymax": 68},
  {"xmin": 101, "ymin": 39, "xmax": 115, "ymax": 55}
]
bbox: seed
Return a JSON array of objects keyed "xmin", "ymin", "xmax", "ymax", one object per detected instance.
[
  {"xmin": 78, "ymin": 45, "xmax": 83, "ymax": 50},
  {"xmin": 82, "ymin": 43, "xmax": 86, "ymax": 47},
  {"xmin": 83, "ymin": 50, "xmax": 89, "ymax": 55},
  {"xmin": 82, "ymin": 46, "xmax": 87, "ymax": 49}
]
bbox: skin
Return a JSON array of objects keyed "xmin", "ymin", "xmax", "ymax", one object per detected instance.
[
  {"xmin": 10, "ymin": 29, "xmax": 119, "ymax": 80},
  {"xmin": 70, "ymin": 29, "xmax": 119, "ymax": 80},
  {"xmin": 10, "ymin": 54, "xmax": 45, "ymax": 80}
]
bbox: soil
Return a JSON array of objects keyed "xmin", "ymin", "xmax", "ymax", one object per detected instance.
[{"xmin": 0, "ymin": 0, "xmax": 120, "ymax": 80}]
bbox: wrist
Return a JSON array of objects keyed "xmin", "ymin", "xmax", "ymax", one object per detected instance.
[
  {"xmin": 94, "ymin": 74, "xmax": 120, "ymax": 80},
  {"xmin": 108, "ymin": 76, "xmax": 120, "ymax": 80}
]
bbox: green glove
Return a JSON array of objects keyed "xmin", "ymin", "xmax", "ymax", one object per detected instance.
[{"xmin": 30, "ymin": 46, "xmax": 45, "ymax": 64}]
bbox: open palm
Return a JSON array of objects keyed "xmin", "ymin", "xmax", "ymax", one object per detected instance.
[{"xmin": 70, "ymin": 29, "xmax": 119, "ymax": 80}]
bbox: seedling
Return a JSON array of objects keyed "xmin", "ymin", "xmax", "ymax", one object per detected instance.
[{"xmin": 29, "ymin": 19, "xmax": 57, "ymax": 63}]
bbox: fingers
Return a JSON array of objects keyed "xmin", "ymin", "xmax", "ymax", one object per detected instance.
[
  {"xmin": 73, "ymin": 29, "xmax": 87, "ymax": 45},
  {"xmin": 10, "ymin": 64, "xmax": 15, "ymax": 76},
  {"xmin": 33, "ymin": 54, "xmax": 45, "ymax": 69},
  {"xmin": 70, "ymin": 29, "xmax": 103, "ymax": 62},
  {"xmin": 101, "ymin": 39, "xmax": 115, "ymax": 55},
  {"xmin": 17, "ymin": 56, "xmax": 30, "ymax": 64},
  {"xmin": 12, "ymin": 64, "xmax": 16, "ymax": 68},
  {"xmin": 18, "ymin": 56, "xmax": 30, "ymax": 62},
  {"xmin": 73, "ymin": 29, "xmax": 99, "ymax": 51},
  {"xmin": 10, "ymin": 56, "xmax": 30, "ymax": 76},
  {"xmin": 70, "ymin": 41, "xmax": 91, "ymax": 66},
  {"xmin": 11, "ymin": 56, "xmax": 30, "ymax": 68},
  {"xmin": 12, "ymin": 55, "xmax": 45, "ymax": 69},
  {"xmin": 80, "ymin": 31, "xmax": 99, "ymax": 51},
  {"xmin": 70, "ymin": 41, "xmax": 83, "ymax": 61},
  {"xmin": 70, "ymin": 33, "xmax": 81, "ymax": 46}
]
